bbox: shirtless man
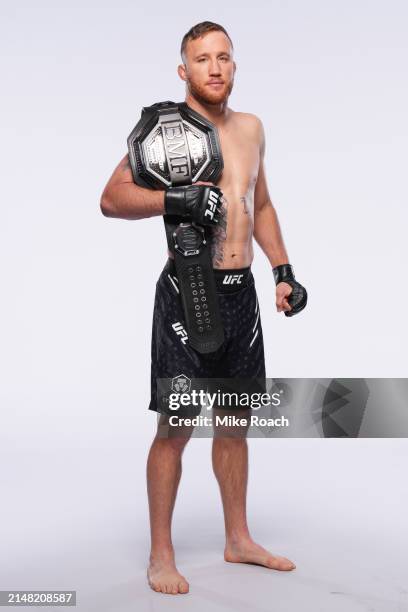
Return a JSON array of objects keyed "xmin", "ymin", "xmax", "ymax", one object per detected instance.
[{"xmin": 100, "ymin": 21, "xmax": 307, "ymax": 595}]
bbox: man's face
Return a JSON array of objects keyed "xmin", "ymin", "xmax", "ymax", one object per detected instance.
[{"xmin": 179, "ymin": 31, "xmax": 236, "ymax": 105}]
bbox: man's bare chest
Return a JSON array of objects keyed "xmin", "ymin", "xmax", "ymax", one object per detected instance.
[{"xmin": 216, "ymin": 129, "xmax": 260, "ymax": 194}]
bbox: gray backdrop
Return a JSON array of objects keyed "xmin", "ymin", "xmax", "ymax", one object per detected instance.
[{"xmin": 1, "ymin": 0, "xmax": 408, "ymax": 610}]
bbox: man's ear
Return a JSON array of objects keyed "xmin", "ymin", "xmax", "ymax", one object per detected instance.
[
  {"xmin": 233, "ymin": 61, "xmax": 237, "ymax": 74},
  {"xmin": 177, "ymin": 63, "xmax": 187, "ymax": 81}
]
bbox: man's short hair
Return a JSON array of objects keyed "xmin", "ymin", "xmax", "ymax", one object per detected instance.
[{"xmin": 180, "ymin": 21, "xmax": 234, "ymax": 62}]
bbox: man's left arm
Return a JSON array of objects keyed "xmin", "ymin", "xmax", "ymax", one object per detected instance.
[
  {"xmin": 253, "ymin": 119, "xmax": 308, "ymax": 316},
  {"xmin": 253, "ymin": 160, "xmax": 289, "ymax": 270}
]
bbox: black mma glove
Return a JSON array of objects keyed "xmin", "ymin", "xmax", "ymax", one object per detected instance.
[
  {"xmin": 164, "ymin": 184, "xmax": 223, "ymax": 227},
  {"xmin": 273, "ymin": 263, "xmax": 308, "ymax": 317}
]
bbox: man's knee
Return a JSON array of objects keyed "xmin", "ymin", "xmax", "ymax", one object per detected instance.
[
  {"xmin": 152, "ymin": 434, "xmax": 191, "ymax": 455},
  {"xmin": 153, "ymin": 414, "xmax": 194, "ymax": 452}
]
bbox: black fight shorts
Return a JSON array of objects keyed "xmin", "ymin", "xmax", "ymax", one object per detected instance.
[{"xmin": 149, "ymin": 258, "xmax": 266, "ymax": 413}]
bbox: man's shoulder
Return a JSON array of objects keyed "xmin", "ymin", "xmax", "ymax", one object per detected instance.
[
  {"xmin": 231, "ymin": 110, "xmax": 263, "ymax": 127},
  {"xmin": 230, "ymin": 110, "xmax": 264, "ymax": 138}
]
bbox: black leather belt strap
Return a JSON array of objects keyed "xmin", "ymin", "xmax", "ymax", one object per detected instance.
[{"xmin": 172, "ymin": 223, "xmax": 224, "ymax": 354}]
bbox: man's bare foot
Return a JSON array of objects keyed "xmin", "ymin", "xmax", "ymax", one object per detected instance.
[
  {"xmin": 147, "ymin": 554, "xmax": 189, "ymax": 595},
  {"xmin": 224, "ymin": 537, "xmax": 296, "ymax": 571}
]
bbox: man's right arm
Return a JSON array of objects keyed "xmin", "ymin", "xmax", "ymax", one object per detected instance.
[
  {"xmin": 100, "ymin": 155, "xmax": 223, "ymax": 226},
  {"xmin": 100, "ymin": 154, "xmax": 165, "ymax": 220}
]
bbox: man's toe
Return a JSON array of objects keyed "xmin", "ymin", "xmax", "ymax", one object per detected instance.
[{"xmin": 278, "ymin": 557, "xmax": 295, "ymax": 570}]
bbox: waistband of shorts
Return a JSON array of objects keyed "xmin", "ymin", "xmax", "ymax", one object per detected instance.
[{"xmin": 163, "ymin": 258, "xmax": 253, "ymax": 293}]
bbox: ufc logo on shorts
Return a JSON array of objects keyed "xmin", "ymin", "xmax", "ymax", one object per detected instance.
[
  {"xmin": 223, "ymin": 274, "xmax": 244, "ymax": 285},
  {"xmin": 172, "ymin": 322, "xmax": 188, "ymax": 344},
  {"xmin": 204, "ymin": 189, "xmax": 219, "ymax": 220}
]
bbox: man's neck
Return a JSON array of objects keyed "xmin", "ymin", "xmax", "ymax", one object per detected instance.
[{"xmin": 184, "ymin": 93, "xmax": 230, "ymax": 126}]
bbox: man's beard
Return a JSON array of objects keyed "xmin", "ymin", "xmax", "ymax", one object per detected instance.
[{"xmin": 186, "ymin": 77, "xmax": 234, "ymax": 105}]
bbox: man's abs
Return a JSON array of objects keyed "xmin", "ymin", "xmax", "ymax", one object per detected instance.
[{"xmin": 167, "ymin": 186, "xmax": 255, "ymax": 269}]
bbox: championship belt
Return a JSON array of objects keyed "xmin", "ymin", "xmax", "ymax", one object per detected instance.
[{"xmin": 127, "ymin": 101, "xmax": 225, "ymax": 354}]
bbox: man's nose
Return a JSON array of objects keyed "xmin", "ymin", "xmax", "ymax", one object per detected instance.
[{"xmin": 208, "ymin": 60, "xmax": 222, "ymax": 74}]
